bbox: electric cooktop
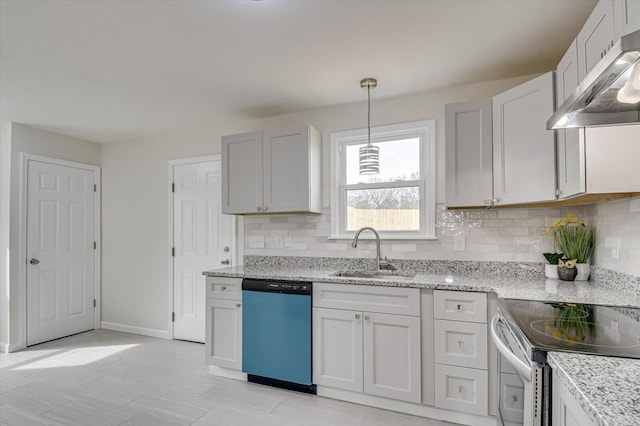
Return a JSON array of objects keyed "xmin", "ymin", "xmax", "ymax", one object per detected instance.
[{"xmin": 498, "ymin": 299, "xmax": 640, "ymax": 361}]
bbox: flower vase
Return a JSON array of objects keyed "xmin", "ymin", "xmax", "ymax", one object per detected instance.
[
  {"xmin": 545, "ymin": 264, "xmax": 559, "ymax": 279},
  {"xmin": 575, "ymin": 263, "xmax": 591, "ymax": 281}
]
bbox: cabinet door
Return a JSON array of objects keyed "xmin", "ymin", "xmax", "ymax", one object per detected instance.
[
  {"xmin": 313, "ymin": 307, "xmax": 363, "ymax": 392},
  {"xmin": 445, "ymin": 100, "xmax": 493, "ymax": 207},
  {"xmin": 552, "ymin": 372, "xmax": 596, "ymax": 426},
  {"xmin": 614, "ymin": 0, "xmax": 640, "ymax": 39},
  {"xmin": 556, "ymin": 41, "xmax": 586, "ymax": 199},
  {"xmin": 577, "ymin": 0, "xmax": 615, "ymax": 81},
  {"xmin": 363, "ymin": 312, "xmax": 421, "ymax": 403},
  {"xmin": 263, "ymin": 124, "xmax": 312, "ymax": 213},
  {"xmin": 492, "ymin": 72, "xmax": 556, "ymax": 205},
  {"xmin": 205, "ymin": 298, "xmax": 242, "ymax": 370},
  {"xmin": 221, "ymin": 131, "xmax": 263, "ymax": 214}
]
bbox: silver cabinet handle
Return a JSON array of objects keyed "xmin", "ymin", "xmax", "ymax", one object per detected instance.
[
  {"xmin": 236, "ymin": 303, "xmax": 241, "ymax": 308},
  {"xmin": 30, "ymin": 258, "xmax": 40, "ymax": 265},
  {"xmin": 457, "ymin": 304, "xmax": 463, "ymax": 310},
  {"xmin": 223, "ymin": 246, "xmax": 230, "ymax": 253},
  {"xmin": 220, "ymin": 286, "xmax": 226, "ymax": 291},
  {"xmin": 483, "ymin": 199, "xmax": 493, "ymax": 204},
  {"xmin": 263, "ymin": 206, "xmax": 268, "ymax": 212},
  {"xmin": 364, "ymin": 315, "xmax": 370, "ymax": 320},
  {"xmin": 513, "ymin": 395, "xmax": 518, "ymax": 402},
  {"xmin": 221, "ymin": 259, "xmax": 230, "ymax": 265},
  {"xmin": 355, "ymin": 314, "xmax": 360, "ymax": 319},
  {"xmin": 458, "ymin": 340, "xmax": 464, "ymax": 348},
  {"xmin": 459, "ymin": 386, "xmax": 465, "ymax": 393},
  {"xmin": 257, "ymin": 206, "xmax": 262, "ymax": 212}
]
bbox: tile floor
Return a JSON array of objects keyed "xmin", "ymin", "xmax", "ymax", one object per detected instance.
[{"xmin": 0, "ymin": 330, "xmax": 457, "ymax": 426}]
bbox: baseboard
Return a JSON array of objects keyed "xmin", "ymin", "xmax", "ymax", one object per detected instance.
[
  {"xmin": 100, "ymin": 321, "xmax": 170, "ymax": 339},
  {"xmin": 316, "ymin": 386, "xmax": 496, "ymax": 426},
  {"xmin": 0, "ymin": 341, "xmax": 24, "ymax": 353},
  {"xmin": 208, "ymin": 365, "xmax": 247, "ymax": 381}
]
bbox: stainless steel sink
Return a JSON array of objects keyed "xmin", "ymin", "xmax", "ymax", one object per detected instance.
[{"xmin": 331, "ymin": 270, "xmax": 416, "ymax": 279}]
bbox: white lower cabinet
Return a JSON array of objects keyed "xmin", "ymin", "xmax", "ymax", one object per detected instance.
[
  {"xmin": 205, "ymin": 277, "xmax": 242, "ymax": 371},
  {"xmin": 499, "ymin": 372, "xmax": 525, "ymax": 423},
  {"xmin": 553, "ymin": 371, "xmax": 596, "ymax": 426},
  {"xmin": 313, "ymin": 283, "xmax": 421, "ymax": 403}
]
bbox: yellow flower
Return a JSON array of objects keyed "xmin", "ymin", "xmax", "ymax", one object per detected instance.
[
  {"xmin": 552, "ymin": 219, "xmax": 563, "ymax": 228},
  {"xmin": 578, "ymin": 220, "xmax": 584, "ymax": 225},
  {"xmin": 565, "ymin": 214, "xmax": 577, "ymax": 223},
  {"xmin": 544, "ymin": 227, "xmax": 552, "ymax": 234}
]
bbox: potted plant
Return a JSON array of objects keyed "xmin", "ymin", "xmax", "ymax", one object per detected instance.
[
  {"xmin": 542, "ymin": 252, "xmax": 563, "ymax": 279},
  {"xmin": 545, "ymin": 214, "xmax": 596, "ymax": 280}
]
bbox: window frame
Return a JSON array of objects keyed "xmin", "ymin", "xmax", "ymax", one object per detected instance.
[{"xmin": 329, "ymin": 120, "xmax": 436, "ymax": 240}]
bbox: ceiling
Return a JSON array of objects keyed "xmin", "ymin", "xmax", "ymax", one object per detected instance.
[{"xmin": 0, "ymin": 0, "xmax": 597, "ymax": 144}]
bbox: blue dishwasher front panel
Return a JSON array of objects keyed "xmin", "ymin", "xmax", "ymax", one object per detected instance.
[{"xmin": 242, "ymin": 290, "xmax": 312, "ymax": 385}]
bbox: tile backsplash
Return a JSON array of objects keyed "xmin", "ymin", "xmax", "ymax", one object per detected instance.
[{"xmin": 244, "ymin": 197, "xmax": 640, "ymax": 278}]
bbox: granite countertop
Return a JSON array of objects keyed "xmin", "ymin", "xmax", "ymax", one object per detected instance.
[
  {"xmin": 548, "ymin": 352, "xmax": 640, "ymax": 426},
  {"xmin": 203, "ymin": 264, "xmax": 640, "ymax": 308}
]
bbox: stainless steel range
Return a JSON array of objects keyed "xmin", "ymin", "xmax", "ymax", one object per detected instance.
[{"xmin": 491, "ymin": 299, "xmax": 640, "ymax": 426}]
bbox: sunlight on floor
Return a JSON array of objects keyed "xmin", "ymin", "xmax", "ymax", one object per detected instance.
[{"xmin": 12, "ymin": 344, "xmax": 138, "ymax": 370}]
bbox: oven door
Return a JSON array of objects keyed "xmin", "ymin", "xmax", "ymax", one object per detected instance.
[{"xmin": 490, "ymin": 313, "xmax": 543, "ymax": 426}]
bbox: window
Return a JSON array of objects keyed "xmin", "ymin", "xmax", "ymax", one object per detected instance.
[{"xmin": 330, "ymin": 120, "xmax": 436, "ymax": 239}]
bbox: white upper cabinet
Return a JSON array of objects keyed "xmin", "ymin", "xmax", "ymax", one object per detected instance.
[
  {"xmin": 492, "ymin": 72, "xmax": 556, "ymax": 205},
  {"xmin": 555, "ymin": 41, "xmax": 587, "ymax": 199},
  {"xmin": 613, "ymin": 0, "xmax": 640, "ymax": 39},
  {"xmin": 222, "ymin": 124, "xmax": 321, "ymax": 214},
  {"xmin": 445, "ymin": 100, "xmax": 493, "ymax": 207},
  {"xmin": 577, "ymin": 0, "xmax": 616, "ymax": 81}
]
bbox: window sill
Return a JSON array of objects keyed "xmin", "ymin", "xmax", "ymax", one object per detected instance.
[{"xmin": 328, "ymin": 235, "xmax": 438, "ymax": 241}]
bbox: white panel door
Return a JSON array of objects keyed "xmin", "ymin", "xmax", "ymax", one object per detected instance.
[
  {"xmin": 173, "ymin": 159, "xmax": 233, "ymax": 343},
  {"xmin": 312, "ymin": 307, "xmax": 363, "ymax": 392},
  {"xmin": 363, "ymin": 312, "xmax": 421, "ymax": 403},
  {"xmin": 27, "ymin": 160, "xmax": 95, "ymax": 346}
]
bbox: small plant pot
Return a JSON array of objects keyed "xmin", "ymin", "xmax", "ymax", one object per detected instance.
[
  {"xmin": 575, "ymin": 263, "xmax": 591, "ymax": 281},
  {"xmin": 544, "ymin": 264, "xmax": 559, "ymax": 279}
]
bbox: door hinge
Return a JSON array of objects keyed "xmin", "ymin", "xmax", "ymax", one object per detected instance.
[
  {"xmin": 94, "ymin": 184, "xmax": 97, "ymax": 192},
  {"xmin": 172, "ymin": 183, "xmax": 175, "ymax": 193},
  {"xmin": 172, "ymin": 247, "xmax": 175, "ymax": 257},
  {"xmin": 93, "ymin": 299, "xmax": 96, "ymax": 308},
  {"xmin": 171, "ymin": 312, "xmax": 175, "ymax": 322},
  {"xmin": 94, "ymin": 241, "xmax": 97, "ymax": 250}
]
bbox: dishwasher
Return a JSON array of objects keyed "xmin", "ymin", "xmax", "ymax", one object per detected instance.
[{"xmin": 241, "ymin": 278, "xmax": 315, "ymax": 394}]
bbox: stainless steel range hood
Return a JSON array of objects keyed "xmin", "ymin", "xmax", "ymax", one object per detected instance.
[{"xmin": 547, "ymin": 29, "xmax": 640, "ymax": 130}]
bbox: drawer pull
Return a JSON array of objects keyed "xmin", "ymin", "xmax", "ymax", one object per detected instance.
[
  {"xmin": 220, "ymin": 286, "xmax": 226, "ymax": 291},
  {"xmin": 459, "ymin": 386, "xmax": 465, "ymax": 393},
  {"xmin": 364, "ymin": 315, "xmax": 370, "ymax": 320},
  {"xmin": 458, "ymin": 340, "xmax": 464, "ymax": 348},
  {"xmin": 236, "ymin": 303, "xmax": 241, "ymax": 308},
  {"xmin": 513, "ymin": 395, "xmax": 518, "ymax": 402},
  {"xmin": 355, "ymin": 314, "xmax": 361, "ymax": 319},
  {"xmin": 457, "ymin": 304, "xmax": 463, "ymax": 310}
]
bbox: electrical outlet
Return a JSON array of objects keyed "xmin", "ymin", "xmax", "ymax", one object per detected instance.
[
  {"xmin": 248, "ymin": 236, "xmax": 265, "ymax": 249},
  {"xmin": 453, "ymin": 235, "xmax": 466, "ymax": 252},
  {"xmin": 611, "ymin": 238, "xmax": 621, "ymax": 260},
  {"xmin": 274, "ymin": 236, "xmax": 283, "ymax": 248}
]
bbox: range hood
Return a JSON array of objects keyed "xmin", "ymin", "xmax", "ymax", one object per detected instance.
[{"xmin": 547, "ymin": 29, "xmax": 640, "ymax": 129}]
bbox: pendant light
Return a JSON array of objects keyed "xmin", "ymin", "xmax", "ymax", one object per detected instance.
[{"xmin": 359, "ymin": 77, "xmax": 379, "ymax": 175}]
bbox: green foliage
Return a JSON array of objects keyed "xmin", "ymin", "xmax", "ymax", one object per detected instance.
[
  {"xmin": 545, "ymin": 214, "xmax": 596, "ymax": 263},
  {"xmin": 543, "ymin": 252, "xmax": 563, "ymax": 265}
]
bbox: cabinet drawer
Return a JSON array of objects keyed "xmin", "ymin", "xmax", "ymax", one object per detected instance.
[
  {"xmin": 206, "ymin": 277, "xmax": 242, "ymax": 300},
  {"xmin": 434, "ymin": 364, "xmax": 488, "ymax": 416},
  {"xmin": 313, "ymin": 283, "xmax": 420, "ymax": 316},
  {"xmin": 434, "ymin": 290, "xmax": 487, "ymax": 323},
  {"xmin": 500, "ymin": 372, "xmax": 525, "ymax": 423},
  {"xmin": 434, "ymin": 320, "xmax": 488, "ymax": 369}
]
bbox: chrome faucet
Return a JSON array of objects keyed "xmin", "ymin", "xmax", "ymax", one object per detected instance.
[{"xmin": 351, "ymin": 226, "xmax": 396, "ymax": 271}]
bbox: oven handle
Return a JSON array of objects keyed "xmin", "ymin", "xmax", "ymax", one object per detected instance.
[{"xmin": 490, "ymin": 314, "xmax": 532, "ymax": 381}]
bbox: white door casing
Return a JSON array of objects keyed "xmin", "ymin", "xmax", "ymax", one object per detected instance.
[
  {"xmin": 171, "ymin": 157, "xmax": 234, "ymax": 343},
  {"xmin": 25, "ymin": 158, "xmax": 98, "ymax": 347}
]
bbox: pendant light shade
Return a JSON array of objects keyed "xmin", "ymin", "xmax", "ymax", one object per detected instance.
[{"xmin": 359, "ymin": 78, "xmax": 379, "ymax": 175}]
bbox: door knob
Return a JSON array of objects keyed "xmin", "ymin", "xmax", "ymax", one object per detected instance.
[
  {"xmin": 221, "ymin": 259, "xmax": 230, "ymax": 265},
  {"xmin": 30, "ymin": 258, "xmax": 40, "ymax": 265}
]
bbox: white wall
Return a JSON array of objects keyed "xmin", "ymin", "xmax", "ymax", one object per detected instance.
[
  {"xmin": 101, "ymin": 75, "xmax": 533, "ymax": 334},
  {"xmin": 5, "ymin": 124, "xmax": 100, "ymax": 349},
  {"xmin": 0, "ymin": 119, "xmax": 12, "ymax": 349}
]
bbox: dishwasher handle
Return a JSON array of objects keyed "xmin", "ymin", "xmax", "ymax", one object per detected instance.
[{"xmin": 490, "ymin": 314, "xmax": 532, "ymax": 381}]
